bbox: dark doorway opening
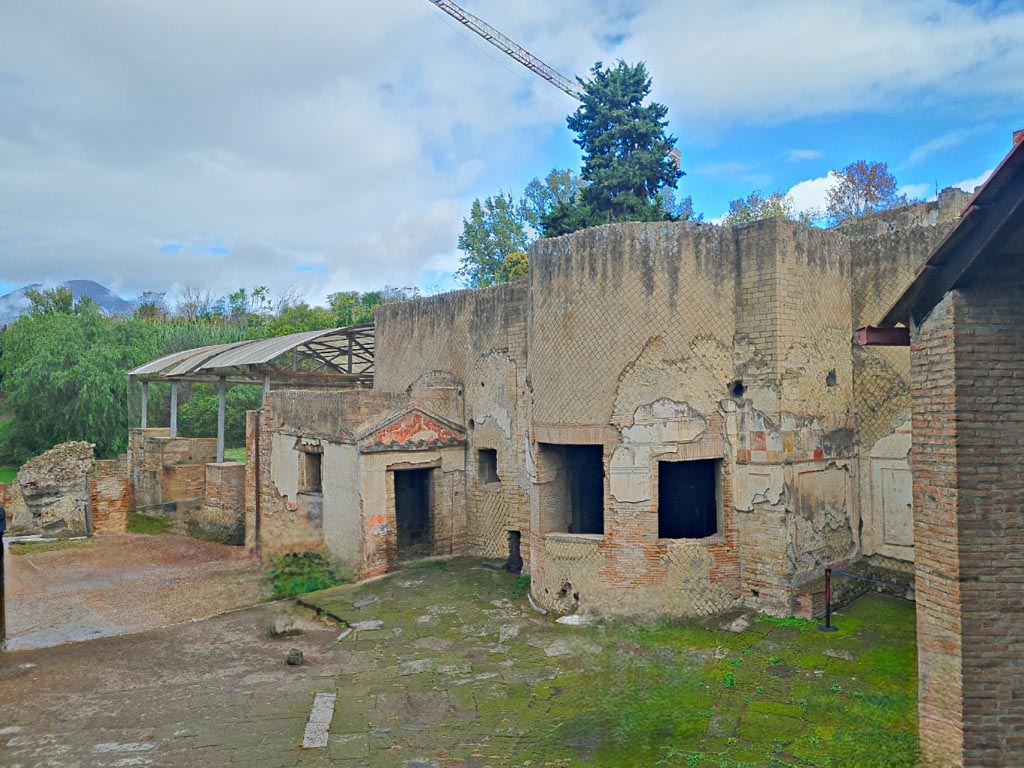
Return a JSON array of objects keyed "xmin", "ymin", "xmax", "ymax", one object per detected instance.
[
  {"xmin": 658, "ymin": 459, "xmax": 719, "ymax": 538},
  {"xmin": 395, "ymin": 468, "xmax": 433, "ymax": 559},
  {"xmin": 506, "ymin": 530, "xmax": 523, "ymax": 573},
  {"xmin": 566, "ymin": 445, "xmax": 604, "ymax": 535}
]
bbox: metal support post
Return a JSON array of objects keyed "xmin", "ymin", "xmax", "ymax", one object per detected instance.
[
  {"xmin": 217, "ymin": 376, "xmax": 226, "ymax": 463},
  {"xmin": 0, "ymin": 507, "xmax": 7, "ymax": 649},
  {"xmin": 141, "ymin": 381, "xmax": 149, "ymax": 428},
  {"xmin": 170, "ymin": 381, "xmax": 178, "ymax": 438}
]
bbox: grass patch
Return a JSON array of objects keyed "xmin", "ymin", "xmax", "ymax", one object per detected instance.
[
  {"xmin": 10, "ymin": 538, "xmax": 94, "ymax": 555},
  {"xmin": 298, "ymin": 563, "xmax": 919, "ymax": 768},
  {"xmin": 512, "ymin": 574, "xmax": 531, "ymax": 600},
  {"xmin": 223, "ymin": 447, "xmax": 246, "ymax": 463},
  {"xmin": 755, "ymin": 614, "xmax": 817, "ymax": 630},
  {"xmin": 0, "ymin": 465, "xmax": 17, "ymax": 484},
  {"xmin": 127, "ymin": 511, "xmax": 172, "ymax": 535},
  {"xmin": 266, "ymin": 552, "xmax": 348, "ymax": 599}
]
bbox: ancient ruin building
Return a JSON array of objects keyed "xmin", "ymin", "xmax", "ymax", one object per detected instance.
[{"xmin": 246, "ymin": 188, "xmax": 972, "ymax": 618}]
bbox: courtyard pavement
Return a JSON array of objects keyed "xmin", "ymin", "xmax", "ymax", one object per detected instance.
[
  {"xmin": 3, "ymin": 534, "xmax": 264, "ymax": 650},
  {"xmin": 0, "ymin": 556, "xmax": 919, "ymax": 767}
]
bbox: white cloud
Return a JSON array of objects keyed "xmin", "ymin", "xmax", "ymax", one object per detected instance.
[
  {"xmin": 0, "ymin": 0, "xmax": 1022, "ymax": 301},
  {"xmin": 905, "ymin": 130, "xmax": 970, "ymax": 167},
  {"xmin": 623, "ymin": 0, "xmax": 1024, "ymax": 128},
  {"xmin": 787, "ymin": 149, "xmax": 823, "ymax": 162},
  {"xmin": 953, "ymin": 169, "xmax": 994, "ymax": 194},
  {"xmin": 899, "ymin": 183, "xmax": 933, "ymax": 201},
  {"xmin": 786, "ymin": 174, "xmax": 838, "ymax": 216}
]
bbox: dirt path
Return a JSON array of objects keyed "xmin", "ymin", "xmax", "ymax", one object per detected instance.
[{"xmin": 3, "ymin": 534, "xmax": 265, "ymax": 650}]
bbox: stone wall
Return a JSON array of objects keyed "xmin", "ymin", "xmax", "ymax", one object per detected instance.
[
  {"xmin": 376, "ymin": 281, "xmax": 530, "ymax": 567},
  {"xmin": 90, "ymin": 457, "xmax": 133, "ymax": 535},
  {"xmin": 186, "ymin": 462, "xmax": 245, "ymax": 544},
  {"xmin": 247, "ymin": 405, "xmax": 326, "ymax": 558},
  {"xmin": 358, "ymin": 448, "xmax": 466, "ymax": 578},
  {"xmin": 520, "ymin": 215, "xmax": 954, "ymax": 616},
  {"xmin": 912, "ymin": 253, "xmax": 1024, "ymax": 766},
  {"xmin": 850, "ymin": 216, "xmax": 962, "ymax": 567},
  {"xmin": 128, "ymin": 428, "xmax": 218, "ymax": 517},
  {"xmin": 8, "ymin": 441, "xmax": 95, "ymax": 534}
]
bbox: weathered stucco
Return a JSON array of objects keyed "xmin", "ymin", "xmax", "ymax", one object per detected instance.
[{"xmin": 247, "ymin": 196, "xmax": 962, "ymax": 618}]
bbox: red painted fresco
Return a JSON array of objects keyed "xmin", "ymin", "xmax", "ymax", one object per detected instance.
[{"xmin": 366, "ymin": 411, "xmax": 463, "ymax": 450}]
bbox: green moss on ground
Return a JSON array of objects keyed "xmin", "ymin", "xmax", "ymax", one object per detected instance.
[
  {"xmin": 126, "ymin": 512, "xmax": 172, "ymax": 535},
  {"xmin": 302, "ymin": 560, "xmax": 919, "ymax": 768},
  {"xmin": 0, "ymin": 465, "xmax": 18, "ymax": 484},
  {"xmin": 9, "ymin": 538, "xmax": 95, "ymax": 555}
]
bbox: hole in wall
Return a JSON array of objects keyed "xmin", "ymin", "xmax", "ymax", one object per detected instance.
[
  {"xmin": 728, "ymin": 379, "xmax": 746, "ymax": 398},
  {"xmin": 751, "ymin": 589, "xmax": 760, "ymax": 598},
  {"xmin": 825, "ymin": 369, "xmax": 837, "ymax": 388},
  {"xmin": 468, "ymin": 419, "xmax": 475, "ymax": 430},
  {"xmin": 506, "ymin": 530, "xmax": 523, "ymax": 574}
]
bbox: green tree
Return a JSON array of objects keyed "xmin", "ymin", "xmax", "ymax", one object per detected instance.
[
  {"xmin": 24, "ymin": 286, "xmax": 100, "ymax": 317},
  {"xmin": 456, "ymin": 192, "xmax": 530, "ymax": 288},
  {"xmin": 722, "ymin": 190, "xmax": 798, "ymax": 226},
  {"xmin": 256, "ymin": 303, "xmax": 335, "ymax": 337},
  {"xmin": 545, "ymin": 60, "xmax": 683, "ymax": 236},
  {"xmin": 503, "ymin": 252, "xmax": 529, "ymax": 280},
  {"xmin": 325, "ymin": 287, "xmax": 417, "ymax": 327},
  {"xmin": 826, "ymin": 160, "xmax": 908, "ymax": 223},
  {"xmin": 0, "ymin": 312, "xmax": 166, "ymax": 460},
  {"xmin": 520, "ymin": 168, "xmax": 583, "ymax": 235},
  {"xmin": 179, "ymin": 384, "xmax": 262, "ymax": 446}
]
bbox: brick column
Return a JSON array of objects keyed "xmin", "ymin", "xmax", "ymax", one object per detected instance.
[{"xmin": 911, "ymin": 292, "xmax": 964, "ymax": 765}]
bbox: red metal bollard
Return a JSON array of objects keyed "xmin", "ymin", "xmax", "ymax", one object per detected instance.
[{"xmin": 818, "ymin": 567, "xmax": 839, "ymax": 632}]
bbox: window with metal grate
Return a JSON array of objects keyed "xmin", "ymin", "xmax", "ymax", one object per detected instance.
[{"xmin": 658, "ymin": 459, "xmax": 718, "ymax": 538}]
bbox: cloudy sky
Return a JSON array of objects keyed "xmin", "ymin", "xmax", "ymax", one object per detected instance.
[{"xmin": 2, "ymin": 0, "xmax": 1022, "ymax": 305}]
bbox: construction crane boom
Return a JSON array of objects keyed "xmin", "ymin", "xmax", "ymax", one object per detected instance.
[
  {"xmin": 426, "ymin": 0, "xmax": 582, "ymax": 100},
  {"xmin": 425, "ymin": 0, "xmax": 682, "ymax": 169}
]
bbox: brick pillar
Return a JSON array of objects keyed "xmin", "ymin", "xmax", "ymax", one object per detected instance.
[
  {"xmin": 912, "ymin": 256, "xmax": 1024, "ymax": 767},
  {"xmin": 911, "ymin": 292, "xmax": 964, "ymax": 765}
]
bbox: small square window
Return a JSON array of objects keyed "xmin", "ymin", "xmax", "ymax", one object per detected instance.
[
  {"xmin": 658, "ymin": 459, "xmax": 718, "ymax": 539},
  {"xmin": 478, "ymin": 448, "xmax": 499, "ymax": 485}
]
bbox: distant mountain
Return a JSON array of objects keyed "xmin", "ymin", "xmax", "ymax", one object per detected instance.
[{"xmin": 0, "ymin": 280, "xmax": 134, "ymax": 327}]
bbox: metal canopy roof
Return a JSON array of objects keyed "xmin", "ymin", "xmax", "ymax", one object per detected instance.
[{"xmin": 128, "ymin": 324, "xmax": 374, "ymax": 386}]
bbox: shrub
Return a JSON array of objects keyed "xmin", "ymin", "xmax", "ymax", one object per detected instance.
[{"xmin": 266, "ymin": 552, "xmax": 348, "ymax": 599}]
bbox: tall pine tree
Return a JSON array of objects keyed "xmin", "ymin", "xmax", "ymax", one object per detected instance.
[{"xmin": 545, "ymin": 61, "xmax": 683, "ymax": 236}]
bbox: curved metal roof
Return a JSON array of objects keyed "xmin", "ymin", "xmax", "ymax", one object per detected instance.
[{"xmin": 127, "ymin": 324, "xmax": 374, "ymax": 383}]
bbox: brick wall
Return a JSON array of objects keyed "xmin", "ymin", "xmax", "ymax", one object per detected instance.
[
  {"xmin": 128, "ymin": 428, "xmax": 217, "ymax": 515},
  {"xmin": 249, "ymin": 405, "xmax": 325, "ymax": 557},
  {"xmin": 90, "ymin": 457, "xmax": 133, "ymax": 535},
  {"xmin": 375, "ymin": 280, "xmax": 531, "ymax": 568},
  {"xmin": 912, "ymin": 253, "xmax": 1024, "ymax": 766},
  {"xmin": 187, "ymin": 461, "xmax": 245, "ymax": 544}
]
